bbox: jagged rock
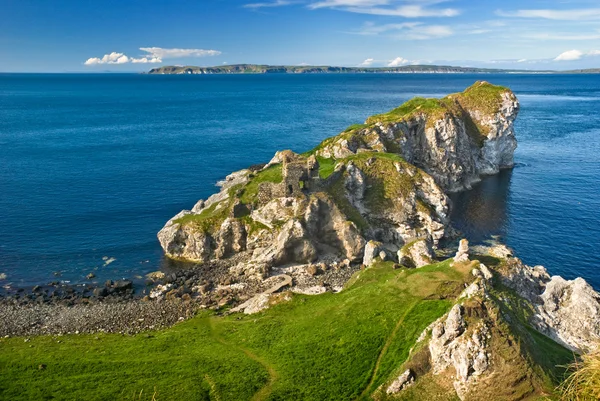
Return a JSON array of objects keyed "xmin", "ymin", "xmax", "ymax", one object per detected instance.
[
  {"xmin": 344, "ymin": 162, "xmax": 366, "ymax": 211},
  {"xmin": 231, "ymin": 293, "xmax": 271, "ymax": 315},
  {"xmin": 158, "ymin": 219, "xmax": 212, "ymax": 261},
  {"xmin": 398, "ymin": 238, "xmax": 434, "ymax": 268},
  {"xmin": 386, "ymin": 369, "xmax": 415, "ymax": 394},
  {"xmin": 429, "ymin": 304, "xmax": 490, "ymax": 400},
  {"xmin": 215, "ymin": 218, "xmax": 247, "ymax": 259},
  {"xmin": 453, "ymin": 239, "xmax": 470, "ymax": 264},
  {"xmin": 363, "ymin": 240, "xmax": 383, "ymax": 266},
  {"xmin": 497, "ymin": 256, "xmax": 600, "ymax": 352}
]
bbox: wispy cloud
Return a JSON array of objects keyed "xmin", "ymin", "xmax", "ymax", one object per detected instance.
[
  {"xmin": 355, "ymin": 21, "xmax": 453, "ymax": 39},
  {"xmin": 497, "ymin": 8, "xmax": 600, "ymax": 21},
  {"xmin": 554, "ymin": 49, "xmax": 600, "ymax": 61},
  {"xmin": 358, "ymin": 58, "xmax": 375, "ymax": 66},
  {"xmin": 245, "ymin": 0, "xmax": 460, "ymax": 17},
  {"xmin": 84, "ymin": 47, "xmax": 221, "ymax": 66},
  {"xmin": 315, "ymin": 3, "xmax": 460, "ymax": 17},
  {"xmin": 244, "ymin": 0, "xmax": 295, "ymax": 9},
  {"xmin": 526, "ymin": 32, "xmax": 600, "ymax": 41}
]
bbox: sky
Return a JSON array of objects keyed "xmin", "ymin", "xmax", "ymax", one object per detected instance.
[{"xmin": 1, "ymin": 0, "xmax": 600, "ymax": 72}]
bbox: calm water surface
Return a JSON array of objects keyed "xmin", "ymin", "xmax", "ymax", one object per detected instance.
[{"xmin": 1, "ymin": 73, "xmax": 599, "ymax": 288}]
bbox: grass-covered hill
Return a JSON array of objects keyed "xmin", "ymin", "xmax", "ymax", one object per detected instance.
[
  {"xmin": 0, "ymin": 255, "xmax": 573, "ymax": 400},
  {"xmin": 147, "ymin": 64, "xmax": 530, "ymax": 75}
]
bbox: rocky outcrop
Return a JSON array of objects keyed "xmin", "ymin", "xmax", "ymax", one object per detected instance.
[
  {"xmin": 498, "ymin": 256, "xmax": 600, "ymax": 353},
  {"xmin": 315, "ymin": 81, "xmax": 519, "ymax": 192},
  {"xmin": 386, "ymin": 369, "xmax": 415, "ymax": 394},
  {"xmin": 453, "ymin": 238, "xmax": 470, "ymax": 264},
  {"xmin": 429, "ymin": 304, "xmax": 491, "ymax": 400},
  {"xmin": 398, "ymin": 238, "xmax": 434, "ymax": 268}
]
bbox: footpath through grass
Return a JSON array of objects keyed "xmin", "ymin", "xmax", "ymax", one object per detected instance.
[{"xmin": 0, "ymin": 261, "xmax": 468, "ymax": 401}]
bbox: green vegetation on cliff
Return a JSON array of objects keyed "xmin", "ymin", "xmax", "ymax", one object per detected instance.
[{"xmin": 0, "ymin": 258, "xmax": 572, "ymax": 401}]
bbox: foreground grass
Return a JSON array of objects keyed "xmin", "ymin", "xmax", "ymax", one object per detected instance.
[{"xmin": 0, "ymin": 261, "xmax": 467, "ymax": 401}]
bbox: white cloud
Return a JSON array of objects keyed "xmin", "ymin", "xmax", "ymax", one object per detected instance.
[
  {"xmin": 84, "ymin": 52, "xmax": 130, "ymax": 65},
  {"xmin": 554, "ymin": 50, "xmax": 583, "ymax": 61},
  {"xmin": 497, "ymin": 8, "xmax": 600, "ymax": 21},
  {"xmin": 554, "ymin": 49, "xmax": 600, "ymax": 61},
  {"xmin": 388, "ymin": 57, "xmax": 410, "ymax": 67},
  {"xmin": 131, "ymin": 57, "xmax": 162, "ymax": 64},
  {"xmin": 84, "ymin": 47, "xmax": 221, "ymax": 66},
  {"xmin": 358, "ymin": 58, "xmax": 375, "ymax": 66}
]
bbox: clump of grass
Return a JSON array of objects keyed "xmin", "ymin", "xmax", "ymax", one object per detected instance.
[
  {"xmin": 559, "ymin": 347, "xmax": 600, "ymax": 401},
  {"xmin": 239, "ymin": 164, "xmax": 283, "ymax": 205},
  {"xmin": 316, "ymin": 156, "xmax": 336, "ymax": 179},
  {"xmin": 366, "ymin": 97, "xmax": 449, "ymax": 125}
]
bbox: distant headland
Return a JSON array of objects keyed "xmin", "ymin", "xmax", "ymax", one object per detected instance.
[{"xmin": 147, "ymin": 64, "xmax": 600, "ymax": 75}]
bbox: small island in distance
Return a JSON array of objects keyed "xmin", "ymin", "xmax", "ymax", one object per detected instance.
[{"xmin": 148, "ymin": 64, "xmax": 600, "ymax": 75}]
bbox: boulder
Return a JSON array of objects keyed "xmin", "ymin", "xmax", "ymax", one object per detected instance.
[
  {"xmin": 453, "ymin": 239, "xmax": 470, "ymax": 264},
  {"xmin": 386, "ymin": 369, "xmax": 415, "ymax": 394},
  {"xmin": 398, "ymin": 238, "xmax": 434, "ymax": 268},
  {"xmin": 363, "ymin": 240, "xmax": 383, "ymax": 267}
]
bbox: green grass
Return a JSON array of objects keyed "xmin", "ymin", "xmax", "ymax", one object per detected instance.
[
  {"xmin": 239, "ymin": 164, "xmax": 283, "ymax": 205},
  {"xmin": 0, "ymin": 260, "xmax": 470, "ymax": 401},
  {"xmin": 316, "ymin": 156, "xmax": 336, "ymax": 179},
  {"xmin": 0, "ymin": 258, "xmax": 569, "ymax": 401},
  {"xmin": 366, "ymin": 97, "xmax": 450, "ymax": 125}
]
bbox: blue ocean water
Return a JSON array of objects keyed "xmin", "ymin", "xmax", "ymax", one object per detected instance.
[{"xmin": 0, "ymin": 73, "xmax": 599, "ymax": 288}]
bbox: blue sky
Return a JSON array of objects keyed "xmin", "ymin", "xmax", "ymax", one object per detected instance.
[{"xmin": 2, "ymin": 0, "xmax": 600, "ymax": 71}]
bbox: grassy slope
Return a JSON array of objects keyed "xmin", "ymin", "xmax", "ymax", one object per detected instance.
[{"xmin": 0, "ymin": 261, "xmax": 472, "ymax": 401}]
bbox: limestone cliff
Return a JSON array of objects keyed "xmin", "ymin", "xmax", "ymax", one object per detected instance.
[
  {"xmin": 315, "ymin": 81, "xmax": 518, "ymax": 192},
  {"xmin": 158, "ymin": 82, "xmax": 517, "ymax": 276}
]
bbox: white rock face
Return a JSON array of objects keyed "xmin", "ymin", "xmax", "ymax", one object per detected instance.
[
  {"xmin": 363, "ymin": 240, "xmax": 383, "ymax": 266},
  {"xmin": 429, "ymin": 304, "xmax": 490, "ymax": 400},
  {"xmin": 500, "ymin": 257, "xmax": 600, "ymax": 352},
  {"xmin": 398, "ymin": 238, "xmax": 434, "ymax": 268},
  {"xmin": 453, "ymin": 239, "xmax": 470, "ymax": 264},
  {"xmin": 316, "ymin": 82, "xmax": 519, "ymax": 192}
]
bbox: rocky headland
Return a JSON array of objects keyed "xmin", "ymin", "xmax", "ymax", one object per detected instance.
[{"xmin": 158, "ymin": 81, "xmax": 519, "ymax": 279}]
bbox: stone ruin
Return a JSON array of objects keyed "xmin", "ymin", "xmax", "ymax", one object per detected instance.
[{"xmin": 257, "ymin": 151, "xmax": 321, "ymax": 204}]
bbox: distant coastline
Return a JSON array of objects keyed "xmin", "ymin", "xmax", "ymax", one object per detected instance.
[{"xmin": 148, "ymin": 64, "xmax": 600, "ymax": 75}]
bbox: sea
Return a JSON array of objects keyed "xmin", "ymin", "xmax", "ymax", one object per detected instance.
[{"xmin": 1, "ymin": 73, "xmax": 599, "ymax": 289}]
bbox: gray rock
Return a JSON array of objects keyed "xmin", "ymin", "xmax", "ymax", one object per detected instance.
[
  {"xmin": 398, "ymin": 238, "xmax": 434, "ymax": 268},
  {"xmin": 386, "ymin": 369, "xmax": 415, "ymax": 394},
  {"xmin": 499, "ymin": 257, "xmax": 600, "ymax": 352},
  {"xmin": 453, "ymin": 239, "xmax": 470, "ymax": 264},
  {"xmin": 363, "ymin": 240, "xmax": 382, "ymax": 266}
]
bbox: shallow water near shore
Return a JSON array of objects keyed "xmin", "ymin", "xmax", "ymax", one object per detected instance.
[{"xmin": 1, "ymin": 73, "xmax": 599, "ymax": 288}]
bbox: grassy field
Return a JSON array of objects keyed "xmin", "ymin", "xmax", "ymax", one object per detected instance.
[{"xmin": 0, "ymin": 259, "xmax": 570, "ymax": 400}]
